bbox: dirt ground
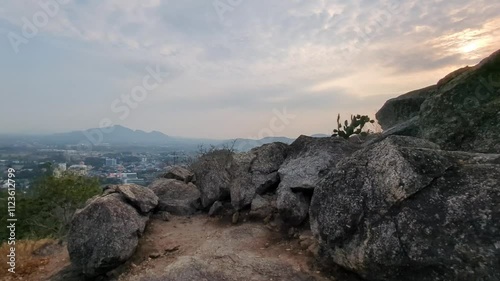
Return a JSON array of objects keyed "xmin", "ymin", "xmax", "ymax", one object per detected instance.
[
  {"xmin": 2, "ymin": 215, "xmax": 340, "ymax": 281},
  {"xmin": 117, "ymin": 215, "xmax": 329, "ymax": 280}
]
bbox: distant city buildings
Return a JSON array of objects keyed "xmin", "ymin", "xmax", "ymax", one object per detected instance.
[
  {"xmin": 0, "ymin": 144, "xmax": 191, "ymax": 189},
  {"xmin": 53, "ymin": 163, "xmax": 67, "ymax": 178},
  {"xmin": 105, "ymin": 158, "xmax": 117, "ymax": 167},
  {"xmin": 58, "ymin": 163, "xmax": 67, "ymax": 171},
  {"xmin": 106, "ymin": 172, "xmax": 145, "ymax": 185},
  {"xmin": 68, "ymin": 161, "xmax": 89, "ymax": 176}
]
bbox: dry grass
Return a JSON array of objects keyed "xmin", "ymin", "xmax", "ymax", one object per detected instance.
[{"xmin": 0, "ymin": 239, "xmax": 55, "ymax": 280}]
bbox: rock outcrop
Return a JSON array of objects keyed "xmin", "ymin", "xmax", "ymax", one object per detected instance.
[
  {"xmin": 376, "ymin": 85, "xmax": 437, "ymax": 130},
  {"xmin": 162, "ymin": 165, "xmax": 195, "ymax": 183},
  {"xmin": 67, "ymin": 184, "xmax": 157, "ymax": 277},
  {"xmin": 191, "ymin": 143, "xmax": 288, "ymax": 210},
  {"xmin": 190, "ymin": 149, "xmax": 233, "ymax": 208},
  {"xmin": 230, "ymin": 142, "xmax": 288, "ymax": 210},
  {"xmin": 376, "ymin": 49, "xmax": 500, "ymax": 153},
  {"xmin": 278, "ymin": 135, "xmax": 359, "ymax": 192},
  {"xmin": 249, "ymin": 194, "xmax": 276, "ymax": 219},
  {"xmin": 149, "ymin": 178, "xmax": 201, "ymax": 215},
  {"xmin": 310, "ymin": 135, "xmax": 500, "ymax": 281},
  {"xmin": 419, "ymin": 49, "xmax": 500, "ymax": 153},
  {"xmin": 116, "ymin": 184, "xmax": 158, "ymax": 213},
  {"xmin": 249, "ymin": 142, "xmax": 289, "ymax": 194},
  {"xmin": 277, "ymin": 135, "xmax": 359, "ymax": 225}
]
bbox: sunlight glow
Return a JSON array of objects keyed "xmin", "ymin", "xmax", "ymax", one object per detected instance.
[{"xmin": 461, "ymin": 42, "xmax": 480, "ymax": 53}]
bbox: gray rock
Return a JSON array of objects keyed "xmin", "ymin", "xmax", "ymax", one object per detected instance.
[
  {"xmin": 418, "ymin": 49, "xmax": 500, "ymax": 153},
  {"xmin": 67, "ymin": 193, "xmax": 148, "ymax": 277},
  {"xmin": 376, "ymin": 85, "xmax": 437, "ymax": 130},
  {"xmin": 162, "ymin": 166, "xmax": 195, "ymax": 183},
  {"xmin": 229, "ymin": 152, "xmax": 257, "ymax": 210},
  {"xmin": 276, "ymin": 187, "xmax": 310, "ymax": 226},
  {"xmin": 151, "ymin": 211, "xmax": 172, "ymax": 221},
  {"xmin": 232, "ymin": 212, "xmax": 240, "ymax": 224},
  {"xmin": 363, "ymin": 118, "xmax": 437, "ymax": 148},
  {"xmin": 310, "ymin": 135, "xmax": 500, "ymax": 281},
  {"xmin": 190, "ymin": 150, "xmax": 233, "ymax": 208},
  {"xmin": 250, "ymin": 142, "xmax": 289, "ymax": 194},
  {"xmin": 208, "ymin": 201, "xmax": 224, "ymax": 217},
  {"xmin": 276, "ymin": 136, "xmax": 358, "ymax": 226},
  {"xmin": 230, "ymin": 142, "xmax": 288, "ymax": 210},
  {"xmin": 249, "ymin": 194, "xmax": 276, "ymax": 219},
  {"xmin": 377, "ymin": 49, "xmax": 500, "ymax": 153},
  {"xmin": 116, "ymin": 184, "xmax": 158, "ymax": 214},
  {"xmin": 278, "ymin": 135, "xmax": 359, "ymax": 192},
  {"xmin": 189, "ymin": 143, "xmax": 287, "ymax": 211},
  {"xmin": 149, "ymin": 179, "xmax": 201, "ymax": 216}
]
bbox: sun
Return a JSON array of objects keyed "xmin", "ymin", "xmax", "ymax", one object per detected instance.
[{"xmin": 461, "ymin": 41, "xmax": 479, "ymax": 53}]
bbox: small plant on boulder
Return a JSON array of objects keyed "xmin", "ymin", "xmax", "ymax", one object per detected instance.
[{"xmin": 332, "ymin": 114, "xmax": 375, "ymax": 139}]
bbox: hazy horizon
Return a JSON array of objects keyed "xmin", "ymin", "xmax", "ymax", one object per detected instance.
[{"xmin": 1, "ymin": 0, "xmax": 499, "ymax": 139}]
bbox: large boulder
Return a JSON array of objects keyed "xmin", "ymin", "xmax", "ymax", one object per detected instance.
[
  {"xmin": 149, "ymin": 179, "xmax": 201, "ymax": 215},
  {"xmin": 376, "ymin": 85, "xmax": 437, "ymax": 130},
  {"xmin": 310, "ymin": 135, "xmax": 500, "ymax": 281},
  {"xmin": 277, "ymin": 136, "xmax": 359, "ymax": 225},
  {"xmin": 67, "ymin": 193, "xmax": 149, "ymax": 277},
  {"xmin": 229, "ymin": 152, "xmax": 257, "ymax": 210},
  {"xmin": 249, "ymin": 194, "xmax": 277, "ymax": 219},
  {"xmin": 418, "ymin": 49, "xmax": 500, "ymax": 153},
  {"xmin": 190, "ymin": 143, "xmax": 288, "ymax": 211},
  {"xmin": 115, "ymin": 184, "xmax": 158, "ymax": 214},
  {"xmin": 230, "ymin": 142, "xmax": 288, "ymax": 210},
  {"xmin": 250, "ymin": 142, "xmax": 289, "ymax": 194},
  {"xmin": 162, "ymin": 165, "xmax": 195, "ymax": 183},
  {"xmin": 190, "ymin": 150, "xmax": 233, "ymax": 208},
  {"xmin": 278, "ymin": 136, "xmax": 359, "ymax": 192},
  {"xmin": 377, "ymin": 49, "xmax": 500, "ymax": 153},
  {"xmin": 276, "ymin": 188, "xmax": 310, "ymax": 226}
]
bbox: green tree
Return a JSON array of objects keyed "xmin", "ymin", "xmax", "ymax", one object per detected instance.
[{"xmin": 0, "ymin": 173, "xmax": 101, "ymax": 241}]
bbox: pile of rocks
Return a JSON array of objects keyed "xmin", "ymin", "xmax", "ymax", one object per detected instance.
[{"xmin": 66, "ymin": 49, "xmax": 500, "ymax": 281}]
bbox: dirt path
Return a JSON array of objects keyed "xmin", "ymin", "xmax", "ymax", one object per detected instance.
[
  {"xmin": 5, "ymin": 215, "xmax": 337, "ymax": 281},
  {"xmin": 117, "ymin": 215, "xmax": 331, "ymax": 281}
]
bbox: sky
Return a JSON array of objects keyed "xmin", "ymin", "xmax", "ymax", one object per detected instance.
[{"xmin": 0, "ymin": 0, "xmax": 499, "ymax": 139}]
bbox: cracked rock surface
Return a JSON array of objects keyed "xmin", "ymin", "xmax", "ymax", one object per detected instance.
[{"xmin": 310, "ymin": 135, "xmax": 500, "ymax": 281}]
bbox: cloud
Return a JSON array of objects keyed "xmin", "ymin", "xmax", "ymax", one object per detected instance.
[{"xmin": 0, "ymin": 0, "xmax": 499, "ymax": 138}]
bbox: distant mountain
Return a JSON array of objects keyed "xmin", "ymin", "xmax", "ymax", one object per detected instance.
[
  {"xmin": 43, "ymin": 125, "xmax": 172, "ymax": 145},
  {"xmin": 224, "ymin": 136, "xmax": 295, "ymax": 152},
  {"xmin": 0, "ymin": 126, "xmax": 330, "ymax": 152},
  {"xmin": 311, "ymin": 134, "xmax": 330, "ymax": 138}
]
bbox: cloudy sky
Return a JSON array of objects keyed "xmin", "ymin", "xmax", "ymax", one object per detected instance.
[{"xmin": 0, "ymin": 0, "xmax": 499, "ymax": 139}]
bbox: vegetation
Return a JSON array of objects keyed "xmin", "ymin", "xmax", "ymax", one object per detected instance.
[
  {"xmin": 0, "ymin": 172, "xmax": 101, "ymax": 241},
  {"xmin": 332, "ymin": 114, "xmax": 375, "ymax": 139},
  {"xmin": 0, "ymin": 239, "xmax": 56, "ymax": 279}
]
